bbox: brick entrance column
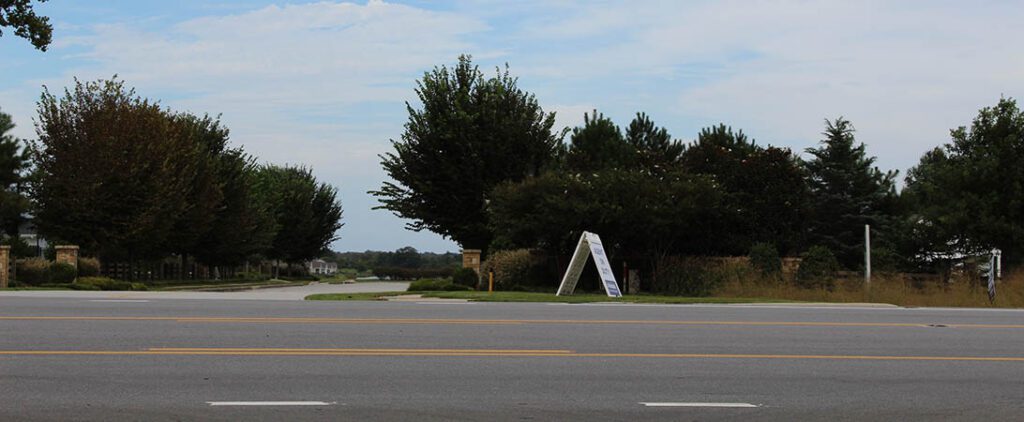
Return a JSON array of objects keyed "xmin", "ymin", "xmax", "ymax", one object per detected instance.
[
  {"xmin": 0, "ymin": 245, "xmax": 10, "ymax": 288},
  {"xmin": 462, "ymin": 249, "xmax": 482, "ymax": 275},
  {"xmin": 55, "ymin": 245, "xmax": 80, "ymax": 270}
]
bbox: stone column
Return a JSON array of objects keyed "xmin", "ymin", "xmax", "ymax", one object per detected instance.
[
  {"xmin": 55, "ymin": 245, "xmax": 80, "ymax": 270},
  {"xmin": 0, "ymin": 245, "xmax": 10, "ymax": 288},
  {"xmin": 462, "ymin": 249, "xmax": 482, "ymax": 275}
]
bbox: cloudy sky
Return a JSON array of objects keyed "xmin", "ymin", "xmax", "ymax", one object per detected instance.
[{"xmin": 2, "ymin": 0, "xmax": 1022, "ymax": 253}]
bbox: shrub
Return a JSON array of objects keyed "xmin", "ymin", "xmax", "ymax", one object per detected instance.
[
  {"xmin": 68, "ymin": 282, "xmax": 100, "ymax": 290},
  {"xmin": 749, "ymin": 243, "xmax": 782, "ymax": 278},
  {"xmin": 406, "ymin": 278, "xmax": 469, "ymax": 291},
  {"xmin": 78, "ymin": 257, "xmax": 101, "ymax": 277},
  {"xmin": 50, "ymin": 262, "xmax": 78, "ymax": 283},
  {"xmin": 279, "ymin": 275, "xmax": 319, "ymax": 282},
  {"xmin": 15, "ymin": 258, "xmax": 51, "ymax": 285},
  {"xmin": 871, "ymin": 247, "xmax": 901, "ymax": 273},
  {"xmin": 649, "ymin": 256, "xmax": 727, "ymax": 297},
  {"xmin": 451, "ymin": 268, "xmax": 479, "ymax": 289},
  {"xmin": 480, "ymin": 249, "xmax": 548, "ymax": 290},
  {"xmin": 796, "ymin": 246, "xmax": 840, "ymax": 289},
  {"xmin": 441, "ymin": 283, "xmax": 472, "ymax": 291},
  {"xmin": 74, "ymin": 277, "xmax": 139, "ymax": 291}
]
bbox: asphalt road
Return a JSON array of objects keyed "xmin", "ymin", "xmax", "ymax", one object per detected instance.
[{"xmin": 2, "ymin": 296, "xmax": 1023, "ymax": 421}]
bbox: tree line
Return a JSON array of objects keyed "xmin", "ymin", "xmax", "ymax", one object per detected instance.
[
  {"xmin": 1, "ymin": 78, "xmax": 343, "ymax": 272},
  {"xmin": 326, "ymin": 247, "xmax": 460, "ymax": 272},
  {"xmin": 374, "ymin": 55, "xmax": 1024, "ymax": 278}
]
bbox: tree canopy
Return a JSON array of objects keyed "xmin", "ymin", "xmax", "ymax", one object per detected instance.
[
  {"xmin": 903, "ymin": 98, "xmax": 1024, "ymax": 265},
  {"xmin": 681, "ymin": 125, "xmax": 808, "ymax": 255},
  {"xmin": 255, "ymin": 164, "xmax": 343, "ymax": 264},
  {"xmin": 30, "ymin": 77, "xmax": 343, "ymax": 266},
  {"xmin": 0, "ymin": 0, "xmax": 52, "ymax": 51},
  {"xmin": 372, "ymin": 55, "xmax": 562, "ymax": 251},
  {"xmin": 32, "ymin": 78, "xmax": 200, "ymax": 260},
  {"xmin": 626, "ymin": 112, "xmax": 683, "ymax": 173}
]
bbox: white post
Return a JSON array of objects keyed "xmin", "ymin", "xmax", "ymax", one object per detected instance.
[
  {"xmin": 996, "ymin": 249, "xmax": 1002, "ymax": 279},
  {"xmin": 864, "ymin": 225, "xmax": 871, "ymax": 285}
]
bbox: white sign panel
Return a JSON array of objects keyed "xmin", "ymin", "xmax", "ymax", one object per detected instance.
[{"xmin": 556, "ymin": 232, "xmax": 622, "ymax": 297}]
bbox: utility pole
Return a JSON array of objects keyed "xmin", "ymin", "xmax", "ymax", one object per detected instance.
[{"xmin": 865, "ymin": 225, "xmax": 871, "ymax": 285}]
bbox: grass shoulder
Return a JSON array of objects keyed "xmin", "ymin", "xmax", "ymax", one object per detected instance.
[{"xmin": 306, "ymin": 291, "xmax": 409, "ymax": 301}]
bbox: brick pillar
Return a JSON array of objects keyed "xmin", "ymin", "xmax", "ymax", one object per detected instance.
[
  {"xmin": 462, "ymin": 249, "xmax": 482, "ymax": 275},
  {"xmin": 55, "ymin": 245, "xmax": 80, "ymax": 269},
  {"xmin": 0, "ymin": 245, "xmax": 10, "ymax": 288}
]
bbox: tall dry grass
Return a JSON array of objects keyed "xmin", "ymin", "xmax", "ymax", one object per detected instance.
[{"xmin": 716, "ymin": 268, "xmax": 1024, "ymax": 308}]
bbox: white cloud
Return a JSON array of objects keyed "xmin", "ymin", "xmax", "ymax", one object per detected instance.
[
  {"xmin": 7, "ymin": 0, "xmax": 1024, "ymax": 251},
  {"xmin": 549, "ymin": 104, "xmax": 595, "ymax": 133},
  {"xmin": 29, "ymin": 1, "xmax": 491, "ymax": 252},
  {"xmin": 511, "ymin": 0, "xmax": 1024, "ymax": 174}
]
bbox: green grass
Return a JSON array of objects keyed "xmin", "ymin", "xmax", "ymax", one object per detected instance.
[{"xmin": 305, "ymin": 290, "xmax": 793, "ymax": 304}]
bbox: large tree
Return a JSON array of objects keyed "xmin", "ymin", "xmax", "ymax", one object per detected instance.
[
  {"xmin": 681, "ymin": 125, "xmax": 809, "ymax": 255},
  {"xmin": 32, "ymin": 78, "xmax": 201, "ymax": 261},
  {"xmin": 255, "ymin": 165, "xmax": 343, "ymax": 265},
  {"xmin": 162, "ymin": 114, "xmax": 226, "ymax": 257},
  {"xmin": 0, "ymin": 108, "xmax": 30, "ymax": 237},
  {"xmin": 804, "ymin": 118, "xmax": 898, "ymax": 268},
  {"xmin": 0, "ymin": 0, "xmax": 52, "ymax": 51},
  {"xmin": 903, "ymin": 98, "xmax": 1024, "ymax": 266},
  {"xmin": 372, "ymin": 55, "xmax": 561, "ymax": 251},
  {"xmin": 192, "ymin": 137, "xmax": 276, "ymax": 267}
]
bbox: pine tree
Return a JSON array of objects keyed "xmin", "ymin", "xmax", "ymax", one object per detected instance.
[
  {"xmin": 625, "ymin": 112, "xmax": 683, "ymax": 174},
  {"xmin": 565, "ymin": 110, "xmax": 633, "ymax": 172},
  {"xmin": 804, "ymin": 118, "xmax": 897, "ymax": 268},
  {"xmin": 0, "ymin": 108, "xmax": 30, "ymax": 237}
]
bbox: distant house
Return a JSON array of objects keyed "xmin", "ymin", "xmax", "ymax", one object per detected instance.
[{"xmin": 306, "ymin": 259, "xmax": 338, "ymax": 275}]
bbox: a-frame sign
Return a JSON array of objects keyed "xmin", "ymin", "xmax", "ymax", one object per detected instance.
[{"xmin": 556, "ymin": 232, "xmax": 622, "ymax": 297}]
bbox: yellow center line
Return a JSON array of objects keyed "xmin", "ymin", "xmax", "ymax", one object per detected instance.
[
  {"xmin": 0, "ymin": 348, "xmax": 1023, "ymax": 362},
  {"xmin": 148, "ymin": 347, "xmax": 574, "ymax": 354},
  {"xmin": 2, "ymin": 316, "xmax": 1024, "ymax": 329}
]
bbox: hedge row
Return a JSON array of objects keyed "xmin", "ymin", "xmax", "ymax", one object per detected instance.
[{"xmin": 15, "ymin": 258, "xmax": 78, "ymax": 285}]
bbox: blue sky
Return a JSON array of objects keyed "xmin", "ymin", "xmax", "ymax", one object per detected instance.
[{"xmin": 2, "ymin": 0, "xmax": 1022, "ymax": 253}]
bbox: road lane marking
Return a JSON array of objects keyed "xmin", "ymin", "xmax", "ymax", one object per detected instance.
[
  {"xmin": 208, "ymin": 401, "xmax": 335, "ymax": 406},
  {"xmin": 2, "ymin": 348, "xmax": 1024, "ymax": 362},
  {"xmin": 641, "ymin": 402, "xmax": 759, "ymax": 408},
  {"xmin": 88, "ymin": 300, "xmax": 150, "ymax": 303},
  {"xmin": 150, "ymin": 347, "xmax": 574, "ymax": 354},
  {"xmin": 3, "ymin": 316, "xmax": 1023, "ymax": 329}
]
